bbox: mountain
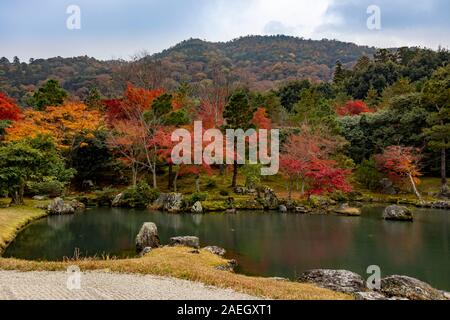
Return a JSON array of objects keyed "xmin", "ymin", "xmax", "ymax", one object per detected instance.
[{"xmin": 0, "ymin": 35, "xmax": 377, "ymax": 104}]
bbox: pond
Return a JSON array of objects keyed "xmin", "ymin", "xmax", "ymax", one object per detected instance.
[{"xmin": 4, "ymin": 205, "xmax": 450, "ymax": 291}]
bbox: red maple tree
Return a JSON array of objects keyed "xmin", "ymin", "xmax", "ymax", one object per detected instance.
[
  {"xmin": 0, "ymin": 92, "xmax": 22, "ymax": 121},
  {"xmin": 337, "ymin": 100, "xmax": 373, "ymax": 116}
]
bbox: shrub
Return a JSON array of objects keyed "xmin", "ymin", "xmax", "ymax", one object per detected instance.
[
  {"xmin": 355, "ymin": 158, "xmax": 383, "ymax": 191},
  {"xmin": 27, "ymin": 180, "xmax": 65, "ymax": 197},
  {"xmin": 185, "ymin": 192, "xmax": 209, "ymax": 206},
  {"xmin": 94, "ymin": 186, "xmax": 118, "ymax": 207},
  {"xmin": 121, "ymin": 182, "xmax": 160, "ymax": 208},
  {"xmin": 205, "ymin": 179, "xmax": 217, "ymax": 189},
  {"xmin": 219, "ymin": 189, "xmax": 230, "ymax": 196}
]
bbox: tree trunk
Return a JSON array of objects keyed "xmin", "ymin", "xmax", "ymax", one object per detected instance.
[
  {"xmin": 288, "ymin": 179, "xmax": 293, "ymax": 201},
  {"xmin": 131, "ymin": 164, "xmax": 138, "ymax": 187},
  {"xmin": 10, "ymin": 184, "xmax": 25, "ymax": 206},
  {"xmin": 231, "ymin": 161, "xmax": 238, "ymax": 188},
  {"xmin": 168, "ymin": 162, "xmax": 174, "ymax": 190},
  {"xmin": 195, "ymin": 175, "xmax": 200, "ymax": 193},
  {"xmin": 152, "ymin": 166, "xmax": 157, "ymax": 189},
  {"xmin": 408, "ymin": 173, "xmax": 423, "ymax": 202},
  {"xmin": 441, "ymin": 147, "xmax": 449, "ymax": 195},
  {"xmin": 173, "ymin": 170, "xmax": 179, "ymax": 193}
]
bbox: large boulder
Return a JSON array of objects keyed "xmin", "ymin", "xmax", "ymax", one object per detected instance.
[
  {"xmin": 298, "ymin": 269, "xmax": 365, "ymax": 294},
  {"xmin": 191, "ymin": 201, "xmax": 203, "ymax": 214},
  {"xmin": 169, "ymin": 236, "xmax": 200, "ymax": 249},
  {"xmin": 112, "ymin": 193, "xmax": 123, "ymax": 207},
  {"xmin": 378, "ymin": 275, "xmax": 447, "ymax": 300},
  {"xmin": 279, "ymin": 205, "xmax": 288, "ymax": 213},
  {"xmin": 383, "ymin": 205, "xmax": 414, "ymax": 222},
  {"xmin": 135, "ymin": 222, "xmax": 161, "ymax": 252},
  {"xmin": 47, "ymin": 198, "xmax": 85, "ymax": 215}
]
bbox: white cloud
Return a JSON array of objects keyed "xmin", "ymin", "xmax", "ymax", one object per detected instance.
[{"xmin": 202, "ymin": 0, "xmax": 334, "ymax": 40}]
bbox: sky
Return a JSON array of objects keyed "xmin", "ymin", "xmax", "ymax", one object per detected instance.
[{"xmin": 1, "ymin": 0, "xmax": 449, "ymax": 61}]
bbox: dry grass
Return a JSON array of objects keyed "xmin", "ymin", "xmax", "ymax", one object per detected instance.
[
  {"xmin": 0, "ymin": 246, "xmax": 351, "ymax": 300},
  {"xmin": 0, "ymin": 204, "xmax": 48, "ymax": 254}
]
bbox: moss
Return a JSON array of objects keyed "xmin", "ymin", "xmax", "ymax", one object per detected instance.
[{"xmin": 201, "ymin": 200, "xmax": 229, "ymax": 212}]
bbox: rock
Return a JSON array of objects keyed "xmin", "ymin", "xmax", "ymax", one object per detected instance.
[
  {"xmin": 138, "ymin": 247, "xmax": 152, "ymax": 257},
  {"xmin": 47, "ymin": 198, "xmax": 85, "ymax": 215},
  {"xmin": 279, "ymin": 205, "xmax": 288, "ymax": 213},
  {"xmin": 215, "ymin": 259, "xmax": 237, "ymax": 272},
  {"xmin": 334, "ymin": 203, "xmax": 361, "ymax": 216},
  {"xmin": 189, "ymin": 249, "xmax": 200, "ymax": 254},
  {"xmin": 444, "ymin": 292, "xmax": 450, "ymax": 300},
  {"xmin": 295, "ymin": 206, "xmax": 310, "ymax": 214},
  {"xmin": 234, "ymin": 187, "xmax": 247, "ymax": 195},
  {"xmin": 82, "ymin": 180, "xmax": 95, "ymax": 191},
  {"xmin": 169, "ymin": 236, "xmax": 200, "ymax": 249},
  {"xmin": 32, "ymin": 195, "xmax": 48, "ymax": 201},
  {"xmin": 270, "ymin": 277, "xmax": 289, "ymax": 282},
  {"xmin": 383, "ymin": 205, "xmax": 414, "ymax": 222},
  {"xmin": 204, "ymin": 246, "xmax": 226, "ymax": 257},
  {"xmin": 135, "ymin": 223, "xmax": 161, "ymax": 252},
  {"xmin": 298, "ymin": 269, "xmax": 365, "ymax": 294},
  {"xmin": 378, "ymin": 275, "xmax": 447, "ymax": 300},
  {"xmin": 191, "ymin": 201, "xmax": 203, "ymax": 214},
  {"xmin": 258, "ymin": 187, "xmax": 278, "ymax": 209},
  {"xmin": 112, "ymin": 193, "xmax": 123, "ymax": 207},
  {"xmin": 380, "ymin": 178, "xmax": 398, "ymax": 195},
  {"xmin": 163, "ymin": 193, "xmax": 183, "ymax": 213},
  {"xmin": 354, "ymin": 291, "xmax": 388, "ymax": 300},
  {"xmin": 226, "ymin": 208, "xmax": 237, "ymax": 214}
]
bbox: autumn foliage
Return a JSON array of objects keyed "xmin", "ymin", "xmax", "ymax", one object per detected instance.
[
  {"xmin": 0, "ymin": 92, "xmax": 22, "ymax": 121},
  {"xmin": 337, "ymin": 100, "xmax": 373, "ymax": 116},
  {"xmin": 5, "ymin": 102, "xmax": 103, "ymax": 152}
]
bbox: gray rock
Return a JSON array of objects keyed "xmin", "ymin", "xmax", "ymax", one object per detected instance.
[
  {"xmin": 82, "ymin": 180, "xmax": 95, "ymax": 190},
  {"xmin": 279, "ymin": 205, "xmax": 288, "ymax": 213},
  {"xmin": 204, "ymin": 246, "xmax": 226, "ymax": 257},
  {"xmin": 295, "ymin": 206, "xmax": 310, "ymax": 214},
  {"xmin": 112, "ymin": 193, "xmax": 123, "ymax": 207},
  {"xmin": 258, "ymin": 187, "xmax": 278, "ymax": 209},
  {"xmin": 334, "ymin": 203, "xmax": 361, "ymax": 216},
  {"xmin": 191, "ymin": 201, "xmax": 203, "ymax": 214},
  {"xmin": 378, "ymin": 275, "xmax": 447, "ymax": 300},
  {"xmin": 215, "ymin": 259, "xmax": 237, "ymax": 272},
  {"xmin": 164, "ymin": 193, "xmax": 183, "ymax": 213},
  {"xmin": 47, "ymin": 198, "xmax": 85, "ymax": 215},
  {"xmin": 380, "ymin": 178, "xmax": 398, "ymax": 195},
  {"xmin": 298, "ymin": 269, "xmax": 365, "ymax": 294},
  {"xmin": 383, "ymin": 205, "xmax": 414, "ymax": 221},
  {"xmin": 354, "ymin": 291, "xmax": 388, "ymax": 300},
  {"xmin": 139, "ymin": 247, "xmax": 152, "ymax": 257},
  {"xmin": 226, "ymin": 208, "xmax": 237, "ymax": 214},
  {"xmin": 136, "ymin": 223, "xmax": 161, "ymax": 252},
  {"xmin": 170, "ymin": 236, "xmax": 200, "ymax": 249}
]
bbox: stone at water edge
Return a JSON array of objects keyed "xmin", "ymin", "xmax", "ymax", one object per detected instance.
[
  {"xmin": 47, "ymin": 198, "xmax": 85, "ymax": 215},
  {"xmin": 378, "ymin": 275, "xmax": 447, "ymax": 300},
  {"xmin": 191, "ymin": 201, "xmax": 203, "ymax": 213},
  {"xmin": 334, "ymin": 203, "xmax": 361, "ymax": 216},
  {"xmin": 163, "ymin": 193, "xmax": 183, "ymax": 213},
  {"xmin": 112, "ymin": 193, "xmax": 123, "ymax": 207},
  {"xmin": 298, "ymin": 269, "xmax": 366, "ymax": 294},
  {"xmin": 278, "ymin": 205, "xmax": 288, "ymax": 213},
  {"xmin": 169, "ymin": 236, "xmax": 200, "ymax": 249},
  {"xmin": 135, "ymin": 222, "xmax": 161, "ymax": 253},
  {"xmin": 203, "ymin": 246, "xmax": 226, "ymax": 257},
  {"xmin": 383, "ymin": 205, "xmax": 414, "ymax": 221}
]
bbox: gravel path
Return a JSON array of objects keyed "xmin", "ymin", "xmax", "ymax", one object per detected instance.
[{"xmin": 0, "ymin": 270, "xmax": 259, "ymax": 300}]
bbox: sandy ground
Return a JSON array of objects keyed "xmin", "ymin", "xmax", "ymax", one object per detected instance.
[{"xmin": 0, "ymin": 270, "xmax": 260, "ymax": 300}]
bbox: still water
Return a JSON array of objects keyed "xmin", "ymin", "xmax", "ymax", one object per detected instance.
[{"xmin": 4, "ymin": 206, "xmax": 450, "ymax": 291}]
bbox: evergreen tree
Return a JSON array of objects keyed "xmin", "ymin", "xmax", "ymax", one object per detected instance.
[{"xmin": 27, "ymin": 79, "xmax": 68, "ymax": 110}]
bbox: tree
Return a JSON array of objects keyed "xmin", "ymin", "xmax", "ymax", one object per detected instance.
[
  {"xmin": 27, "ymin": 79, "xmax": 68, "ymax": 110},
  {"xmin": 337, "ymin": 100, "xmax": 373, "ymax": 116},
  {"xmin": 333, "ymin": 60, "xmax": 346, "ymax": 84},
  {"xmin": 0, "ymin": 136, "xmax": 74, "ymax": 205},
  {"xmin": 375, "ymin": 146, "xmax": 423, "ymax": 201},
  {"xmin": 223, "ymin": 89, "xmax": 257, "ymax": 188},
  {"xmin": 277, "ymin": 80, "xmax": 311, "ymax": 112},
  {"xmin": 84, "ymin": 87, "xmax": 103, "ymax": 110},
  {"xmin": 0, "ymin": 92, "xmax": 22, "ymax": 121},
  {"xmin": 5, "ymin": 103, "xmax": 103, "ymax": 162},
  {"xmin": 422, "ymin": 65, "xmax": 450, "ymax": 195}
]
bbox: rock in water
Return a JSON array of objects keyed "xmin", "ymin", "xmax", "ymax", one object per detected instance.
[
  {"xmin": 334, "ymin": 203, "xmax": 361, "ymax": 216},
  {"xmin": 135, "ymin": 223, "xmax": 161, "ymax": 252},
  {"xmin": 191, "ymin": 201, "xmax": 203, "ymax": 214},
  {"xmin": 279, "ymin": 205, "xmax": 288, "ymax": 213},
  {"xmin": 203, "ymin": 246, "xmax": 226, "ymax": 257},
  {"xmin": 169, "ymin": 236, "xmax": 200, "ymax": 249},
  {"xmin": 378, "ymin": 275, "xmax": 447, "ymax": 300},
  {"xmin": 298, "ymin": 269, "xmax": 365, "ymax": 294},
  {"xmin": 383, "ymin": 205, "xmax": 413, "ymax": 221},
  {"xmin": 47, "ymin": 198, "xmax": 85, "ymax": 215},
  {"xmin": 112, "ymin": 193, "xmax": 123, "ymax": 207}
]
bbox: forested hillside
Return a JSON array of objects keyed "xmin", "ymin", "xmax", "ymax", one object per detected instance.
[{"xmin": 0, "ymin": 36, "xmax": 376, "ymax": 105}]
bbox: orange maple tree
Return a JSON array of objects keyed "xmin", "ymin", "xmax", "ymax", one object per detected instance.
[{"xmin": 5, "ymin": 102, "xmax": 103, "ymax": 153}]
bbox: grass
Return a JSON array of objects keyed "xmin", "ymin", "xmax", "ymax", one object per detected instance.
[
  {"xmin": 0, "ymin": 202, "xmax": 49, "ymax": 254},
  {"xmin": 0, "ymin": 247, "xmax": 351, "ymax": 300}
]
